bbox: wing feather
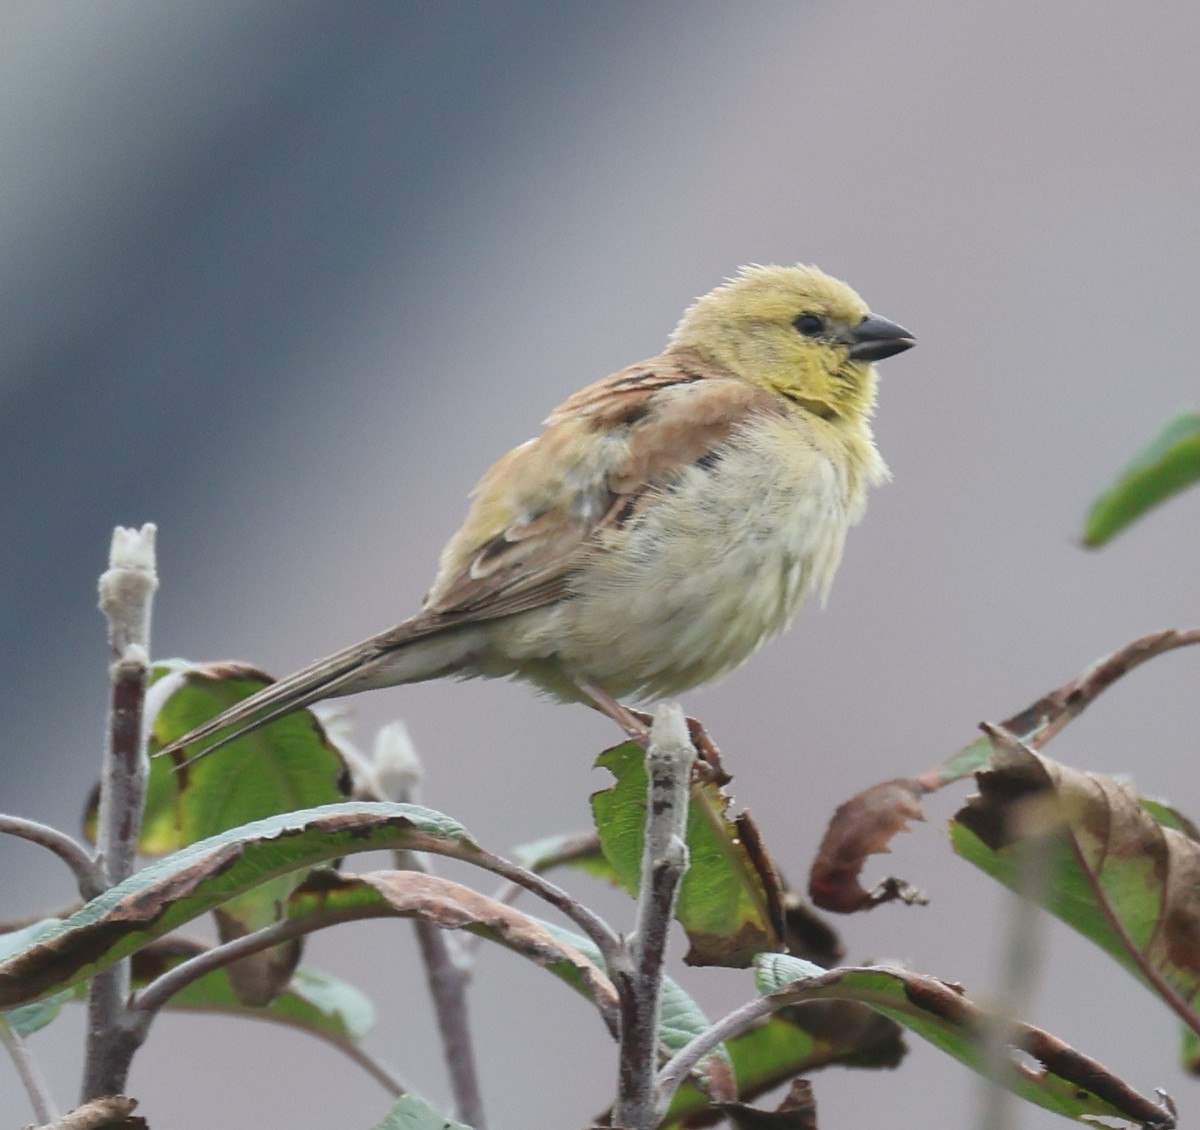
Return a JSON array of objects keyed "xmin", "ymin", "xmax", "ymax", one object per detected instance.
[
  {"xmin": 157, "ymin": 349, "xmax": 784, "ymax": 763},
  {"xmin": 419, "ymin": 348, "xmax": 784, "ymax": 623}
]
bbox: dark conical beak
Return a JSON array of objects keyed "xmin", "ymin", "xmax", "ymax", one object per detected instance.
[{"xmin": 846, "ymin": 313, "xmax": 915, "ymax": 362}]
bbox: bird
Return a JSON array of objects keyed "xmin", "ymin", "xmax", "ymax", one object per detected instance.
[{"xmin": 156, "ymin": 264, "xmax": 914, "ymax": 765}]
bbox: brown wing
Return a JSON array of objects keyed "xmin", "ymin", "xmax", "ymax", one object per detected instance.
[
  {"xmin": 156, "ymin": 349, "xmax": 784, "ymax": 765},
  {"xmin": 407, "ymin": 346, "xmax": 787, "ymax": 632}
]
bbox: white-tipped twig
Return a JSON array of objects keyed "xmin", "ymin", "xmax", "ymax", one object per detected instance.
[
  {"xmin": 82, "ymin": 524, "xmax": 158, "ymax": 1102},
  {"xmin": 1, "ymin": 1017, "xmax": 59, "ymax": 1123},
  {"xmin": 612, "ymin": 703, "xmax": 693, "ymax": 1130}
]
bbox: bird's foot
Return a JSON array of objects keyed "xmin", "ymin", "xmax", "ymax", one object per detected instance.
[{"xmin": 575, "ymin": 680, "xmax": 727, "ymax": 782}]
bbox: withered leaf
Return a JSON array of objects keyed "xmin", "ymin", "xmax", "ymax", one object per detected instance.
[
  {"xmin": 954, "ymin": 731, "xmax": 1200, "ymax": 1024},
  {"xmin": 811, "ymin": 629, "xmax": 1200, "ymax": 915},
  {"xmin": 808, "ymin": 779, "xmax": 929, "ymax": 914},
  {"xmin": 754, "ymin": 955, "xmax": 1174, "ymax": 1127}
]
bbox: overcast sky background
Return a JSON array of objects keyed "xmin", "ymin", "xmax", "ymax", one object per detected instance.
[{"xmin": 3, "ymin": 3, "xmax": 1199, "ymax": 1128}]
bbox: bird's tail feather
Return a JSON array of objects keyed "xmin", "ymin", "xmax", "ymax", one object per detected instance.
[{"xmin": 154, "ymin": 618, "xmax": 477, "ymax": 767}]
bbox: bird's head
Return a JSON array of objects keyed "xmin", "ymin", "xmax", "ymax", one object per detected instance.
[{"xmin": 667, "ymin": 264, "xmax": 914, "ymax": 425}]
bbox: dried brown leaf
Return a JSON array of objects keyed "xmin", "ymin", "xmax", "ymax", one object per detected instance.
[
  {"xmin": 719, "ymin": 1079, "xmax": 818, "ymax": 1130},
  {"xmin": 954, "ymin": 732, "xmax": 1200, "ymax": 1033},
  {"xmin": 808, "ymin": 779, "xmax": 929, "ymax": 913}
]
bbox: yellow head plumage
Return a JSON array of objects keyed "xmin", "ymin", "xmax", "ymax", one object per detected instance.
[{"xmin": 667, "ymin": 264, "xmax": 911, "ymax": 425}]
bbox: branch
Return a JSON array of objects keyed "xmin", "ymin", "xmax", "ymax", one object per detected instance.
[
  {"xmin": 0, "ymin": 815, "xmax": 105, "ymax": 899},
  {"xmin": 82, "ymin": 524, "xmax": 158, "ymax": 1102},
  {"xmin": 612, "ymin": 704, "xmax": 693, "ymax": 1130},
  {"xmin": 379, "ymin": 722, "xmax": 487, "ymax": 1130},
  {"xmin": 133, "ymin": 906, "xmax": 367, "ymax": 1022},
  {"xmin": 1, "ymin": 1015, "xmax": 59, "ymax": 1123},
  {"xmin": 656, "ymin": 996, "xmax": 774, "ymax": 1113},
  {"xmin": 468, "ymin": 850, "xmax": 623, "ymax": 969}
]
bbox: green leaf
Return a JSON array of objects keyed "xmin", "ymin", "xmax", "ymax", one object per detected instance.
[
  {"xmin": 85, "ymin": 661, "xmax": 350, "ymax": 855},
  {"xmin": 373, "ymin": 1094, "xmax": 472, "ymax": 1130},
  {"xmin": 135, "ymin": 937, "xmax": 375, "ymax": 1043},
  {"xmin": 85, "ymin": 661, "xmax": 354, "ymax": 1005},
  {"xmin": 1083, "ymin": 411, "xmax": 1200, "ymax": 546},
  {"xmin": 2, "ymin": 923, "xmax": 374, "ymax": 1044},
  {"xmin": 1182, "ymin": 1026, "xmax": 1200, "ymax": 1075},
  {"xmin": 0, "ymin": 921, "xmax": 72, "ymax": 1035},
  {"xmin": 0, "ymin": 802, "xmax": 478, "ymax": 1009},
  {"xmin": 663, "ymin": 990, "xmax": 904, "ymax": 1126},
  {"xmin": 591, "ymin": 741, "xmax": 781, "ymax": 966},
  {"xmin": 751, "ymin": 956, "xmax": 1171, "ymax": 1126},
  {"xmin": 952, "ymin": 740, "xmax": 1200, "ymax": 1023}
]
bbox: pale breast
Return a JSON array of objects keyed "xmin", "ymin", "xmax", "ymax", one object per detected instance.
[{"xmin": 513, "ymin": 412, "xmax": 866, "ymax": 701}]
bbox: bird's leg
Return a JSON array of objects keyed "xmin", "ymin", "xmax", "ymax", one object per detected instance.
[
  {"xmin": 573, "ymin": 679, "xmax": 726, "ymax": 779},
  {"xmin": 574, "ymin": 679, "xmax": 651, "ymax": 744}
]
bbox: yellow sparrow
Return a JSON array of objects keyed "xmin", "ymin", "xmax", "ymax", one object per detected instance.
[{"xmin": 159, "ymin": 265, "xmax": 913, "ymax": 763}]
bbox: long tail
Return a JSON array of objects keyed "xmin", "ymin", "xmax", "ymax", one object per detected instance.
[{"xmin": 154, "ymin": 617, "xmax": 474, "ymax": 767}]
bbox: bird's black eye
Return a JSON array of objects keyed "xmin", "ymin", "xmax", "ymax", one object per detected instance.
[{"xmin": 792, "ymin": 313, "xmax": 825, "ymax": 337}]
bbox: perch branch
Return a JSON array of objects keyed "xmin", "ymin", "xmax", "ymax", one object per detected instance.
[{"xmin": 612, "ymin": 703, "xmax": 693, "ymax": 1130}]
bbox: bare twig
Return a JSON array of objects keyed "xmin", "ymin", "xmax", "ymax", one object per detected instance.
[
  {"xmin": 130, "ymin": 912, "xmax": 409, "ymax": 1096},
  {"xmin": 0, "ymin": 815, "xmax": 105, "ymax": 899},
  {"xmin": 132, "ymin": 913, "xmax": 353, "ymax": 1022},
  {"xmin": 82, "ymin": 524, "xmax": 158, "ymax": 1102},
  {"xmin": 380, "ymin": 723, "xmax": 487, "ymax": 1130},
  {"xmin": 463, "ymin": 831, "xmax": 603, "ymax": 959},
  {"xmin": 1, "ymin": 1015, "xmax": 59, "ymax": 1123},
  {"xmin": 465, "ymin": 850, "xmax": 623, "ymax": 969},
  {"xmin": 612, "ymin": 704, "xmax": 693, "ymax": 1130}
]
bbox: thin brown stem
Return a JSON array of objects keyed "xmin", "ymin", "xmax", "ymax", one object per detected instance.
[
  {"xmin": 382, "ymin": 725, "xmax": 487, "ymax": 1130},
  {"xmin": 1, "ymin": 1016, "xmax": 59, "ymax": 1123}
]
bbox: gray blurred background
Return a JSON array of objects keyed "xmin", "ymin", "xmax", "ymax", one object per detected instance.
[{"xmin": 3, "ymin": 2, "xmax": 1199, "ymax": 1127}]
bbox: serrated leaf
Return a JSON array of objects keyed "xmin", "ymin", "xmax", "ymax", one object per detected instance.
[
  {"xmin": 86, "ymin": 661, "xmax": 350, "ymax": 855},
  {"xmin": 0, "ymin": 802, "xmax": 478, "ymax": 1009},
  {"xmin": 592, "ymin": 741, "xmax": 782, "ymax": 966},
  {"xmin": 1083, "ymin": 411, "xmax": 1200, "ymax": 546},
  {"xmin": 750, "ymin": 956, "xmax": 1173, "ymax": 1126}
]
